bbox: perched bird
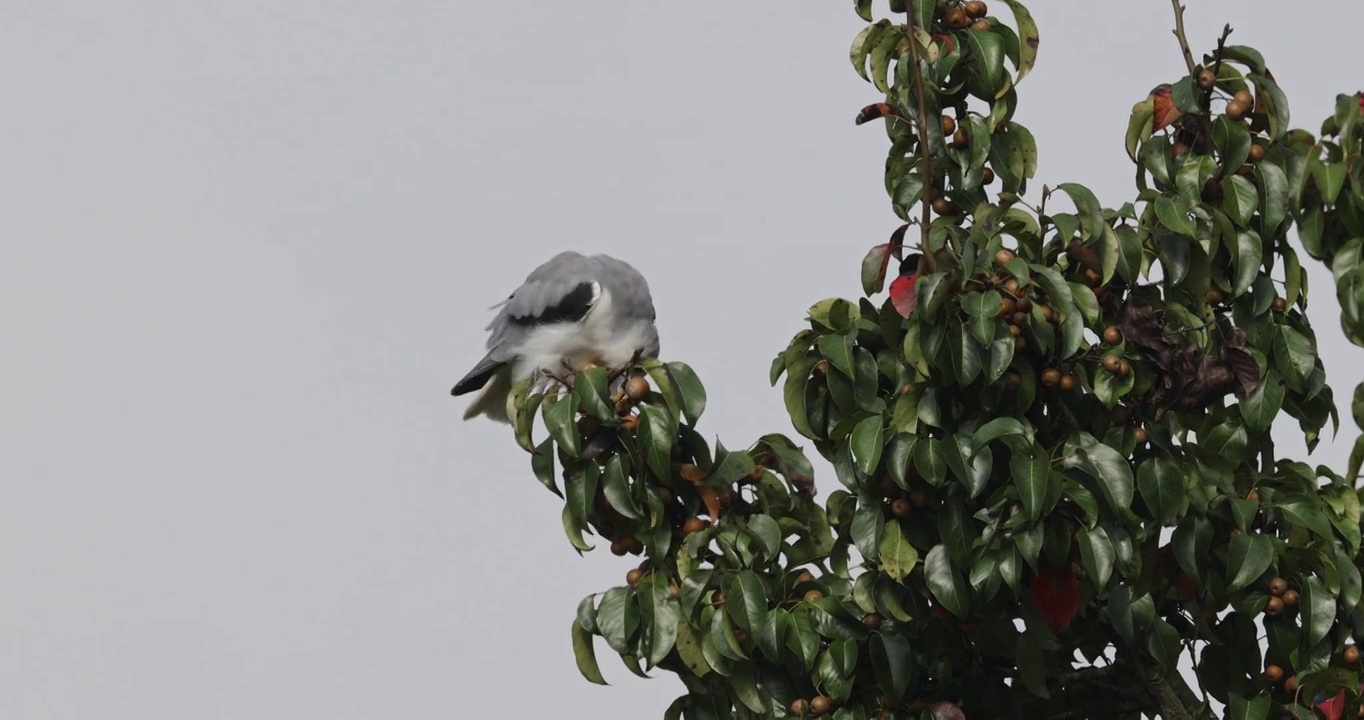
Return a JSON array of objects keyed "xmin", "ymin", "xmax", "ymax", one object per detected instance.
[{"xmin": 450, "ymin": 251, "xmax": 661, "ymax": 423}]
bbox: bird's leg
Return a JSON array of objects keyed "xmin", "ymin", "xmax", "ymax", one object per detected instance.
[
  {"xmin": 606, "ymin": 347, "xmax": 649, "ymax": 386},
  {"xmin": 540, "ymin": 365, "xmax": 576, "ymax": 389}
]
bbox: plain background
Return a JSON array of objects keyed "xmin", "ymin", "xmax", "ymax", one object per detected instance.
[{"xmin": 3, "ymin": 1, "xmax": 1361, "ymax": 718}]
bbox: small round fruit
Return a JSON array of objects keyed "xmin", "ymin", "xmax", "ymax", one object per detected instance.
[
  {"xmin": 1282, "ymin": 589, "xmax": 1300, "ymax": 606},
  {"xmin": 1118, "ymin": 359, "xmax": 1131, "ymax": 376},
  {"xmin": 1040, "ymin": 368, "xmax": 1061, "ymax": 388},
  {"xmin": 1016, "ymin": 295, "xmax": 1032, "ymax": 313},
  {"xmin": 682, "ymin": 517, "xmax": 709, "ymax": 535},
  {"xmin": 1269, "ymin": 577, "xmax": 1288, "ymax": 596},
  {"xmin": 1272, "ymin": 297, "xmax": 1288, "ymax": 312},
  {"xmin": 1011, "ymin": 312, "xmax": 1027, "ymax": 326},
  {"xmin": 810, "ymin": 696, "xmax": 834, "ymax": 716},
  {"xmin": 1205, "ymin": 287, "xmax": 1226, "ymax": 305},
  {"xmin": 1346, "ymin": 645, "xmax": 1361, "ymax": 664},
  {"xmin": 1247, "ymin": 488, "xmax": 1260, "ymax": 503},
  {"xmin": 1133, "ymin": 427, "xmax": 1149, "ymax": 445},
  {"xmin": 1196, "ymin": 68, "xmax": 1216, "ymax": 91},
  {"xmin": 878, "ymin": 476, "xmax": 900, "ymax": 498},
  {"xmin": 945, "ymin": 6, "xmax": 971, "ymax": 29},
  {"xmin": 982, "ymin": 166, "xmax": 996, "ymax": 184},
  {"xmin": 790, "ymin": 699, "xmax": 810, "ymax": 717},
  {"xmin": 1103, "ymin": 326, "xmax": 1123, "ymax": 345},
  {"xmin": 804, "ymin": 589, "xmax": 824, "ymax": 601},
  {"xmin": 1015, "ymin": 336, "xmax": 1027, "ymax": 352},
  {"xmin": 1084, "ymin": 268, "xmax": 1102, "ymax": 287},
  {"xmin": 1004, "ymin": 372, "xmax": 1021, "ymax": 390},
  {"xmin": 1265, "ymin": 596, "xmax": 1285, "ymax": 616},
  {"xmin": 971, "ymin": 18, "xmax": 991, "ymax": 31},
  {"xmin": 994, "ymin": 248, "xmax": 1016, "ymax": 265},
  {"xmin": 941, "ymin": 114, "xmax": 957, "ymax": 135},
  {"xmin": 626, "ymin": 568, "xmax": 645, "ymax": 586},
  {"xmin": 999, "ymin": 296, "xmax": 1017, "ymax": 317},
  {"xmin": 1225, "ymin": 98, "xmax": 1249, "ymax": 120},
  {"xmin": 1008, "ymin": 323, "xmax": 1022, "ymax": 338},
  {"xmin": 1233, "ymin": 90, "xmax": 1254, "ymax": 107},
  {"xmin": 1264, "ymin": 664, "xmax": 1284, "ymax": 682},
  {"xmin": 1284, "ymin": 675, "xmax": 1298, "ymax": 693},
  {"xmin": 1202, "ymin": 177, "xmax": 1224, "ymax": 202},
  {"xmin": 625, "ymin": 536, "xmax": 644, "ymax": 555},
  {"xmin": 964, "ymin": 0, "xmax": 988, "ymax": 19},
  {"xmin": 625, "ymin": 376, "xmax": 650, "ymax": 401},
  {"xmin": 744, "ymin": 465, "xmax": 763, "ymax": 484},
  {"xmin": 620, "ymin": 413, "xmax": 639, "ymax": 433},
  {"xmin": 931, "ymin": 197, "xmax": 953, "ymax": 215},
  {"xmin": 1172, "ymin": 141, "xmax": 1191, "ymax": 156},
  {"xmin": 1248, "ymin": 144, "xmax": 1266, "ymax": 163},
  {"xmin": 862, "ymin": 613, "xmax": 883, "ymax": 631},
  {"xmin": 910, "ymin": 490, "xmax": 929, "ymax": 508},
  {"xmin": 1059, "ymin": 374, "xmax": 1077, "ymax": 392},
  {"xmin": 611, "ymin": 539, "xmax": 629, "ymax": 556},
  {"xmin": 796, "ymin": 570, "xmax": 816, "ymax": 584},
  {"xmin": 711, "ymin": 591, "xmax": 726, "ymax": 607},
  {"xmin": 812, "ymin": 359, "xmax": 829, "ymax": 379},
  {"xmin": 890, "ymin": 497, "xmax": 912, "ymax": 517},
  {"xmin": 952, "ymin": 127, "xmax": 969, "ymax": 147},
  {"xmin": 1101, "ymin": 354, "xmax": 1123, "ymax": 374},
  {"xmin": 1003, "ymin": 278, "xmax": 1021, "ymax": 297},
  {"xmin": 1111, "ymin": 406, "xmax": 1131, "ymax": 425}
]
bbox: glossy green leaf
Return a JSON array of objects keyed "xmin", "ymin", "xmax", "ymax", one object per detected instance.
[
  {"xmin": 1011, "ymin": 452, "xmax": 1049, "ymax": 524},
  {"xmin": 868, "ymin": 631, "xmax": 915, "ymax": 703},
  {"xmin": 925, "ymin": 545, "xmax": 970, "ymax": 618},
  {"xmin": 571, "ymin": 619, "xmax": 609, "ymax": 685},
  {"xmin": 1225, "ymin": 532, "xmax": 1275, "ymax": 593},
  {"xmin": 879, "ymin": 520, "xmax": 919, "ymax": 583},
  {"xmin": 851, "ymin": 414, "xmax": 885, "ymax": 476},
  {"xmin": 665, "ymin": 361, "xmax": 708, "ymax": 427},
  {"xmin": 1136, "ymin": 454, "xmax": 1183, "ymax": 525}
]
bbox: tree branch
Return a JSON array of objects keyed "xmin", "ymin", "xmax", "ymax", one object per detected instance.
[
  {"xmin": 1169, "ymin": 1, "xmax": 1197, "ymax": 76},
  {"xmin": 902, "ymin": 17, "xmax": 937, "ymax": 272}
]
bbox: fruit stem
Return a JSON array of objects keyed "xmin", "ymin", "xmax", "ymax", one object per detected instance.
[{"xmin": 901, "ymin": 15, "xmax": 938, "ymax": 273}]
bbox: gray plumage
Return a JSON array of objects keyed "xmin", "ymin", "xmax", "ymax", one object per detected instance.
[{"xmin": 451, "ymin": 251, "xmax": 661, "ymax": 423}]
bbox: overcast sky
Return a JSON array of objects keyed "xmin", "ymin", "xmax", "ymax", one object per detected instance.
[{"xmin": 3, "ymin": 2, "xmax": 1361, "ymax": 718}]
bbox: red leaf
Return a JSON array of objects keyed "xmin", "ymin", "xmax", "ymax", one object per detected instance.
[
  {"xmin": 1316, "ymin": 688, "xmax": 1346, "ymax": 720},
  {"xmin": 1030, "ymin": 562, "xmax": 1080, "ymax": 633},
  {"xmin": 855, "ymin": 103, "xmax": 895, "ymax": 126},
  {"xmin": 889, "ymin": 274, "xmax": 917, "ymax": 318},
  {"xmin": 1358, "ymin": 92, "xmax": 1364, "ymax": 114},
  {"xmin": 861, "ymin": 243, "xmax": 893, "ymax": 295},
  {"xmin": 1150, "ymin": 83, "xmax": 1184, "ymax": 131}
]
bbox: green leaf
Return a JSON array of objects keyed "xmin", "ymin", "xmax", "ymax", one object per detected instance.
[
  {"xmin": 602, "ymin": 455, "xmax": 642, "ymax": 520},
  {"xmin": 665, "ymin": 362, "xmax": 707, "ymax": 427},
  {"xmin": 598, "ymin": 586, "xmax": 639, "ymax": 654},
  {"xmin": 1275, "ymin": 325, "xmax": 1316, "ymax": 382},
  {"xmin": 1226, "ymin": 693, "xmax": 1272, "ymax": 720},
  {"xmin": 1225, "ymin": 533, "xmax": 1275, "ymax": 593},
  {"xmin": 543, "ymin": 396, "xmax": 581, "ymax": 458},
  {"xmin": 729, "ymin": 662, "xmax": 767, "ymax": 714},
  {"xmin": 722, "ymin": 571, "xmax": 768, "ymax": 636},
  {"xmin": 868, "ymin": 632, "xmax": 915, "ymax": 703},
  {"xmin": 914, "ymin": 436, "xmax": 948, "ymax": 486},
  {"xmin": 1027, "ymin": 265, "xmax": 1074, "ymax": 319},
  {"xmin": 531, "ymin": 437, "xmax": 562, "ymax": 498},
  {"xmin": 784, "ymin": 359, "xmax": 818, "ymax": 439},
  {"xmin": 854, "ymin": 0, "xmax": 873, "ymax": 22},
  {"xmin": 1275, "ymin": 495, "xmax": 1335, "ymax": 541},
  {"xmin": 849, "ymin": 20, "xmax": 890, "ymax": 82},
  {"xmin": 1156, "ymin": 195, "xmax": 1196, "ymax": 238},
  {"xmin": 1241, "ymin": 372, "xmax": 1284, "ymax": 435},
  {"xmin": 879, "ymin": 520, "xmax": 919, "ymax": 583},
  {"xmin": 1213, "ymin": 115, "xmax": 1252, "ymax": 177},
  {"xmin": 1230, "ymin": 230, "xmax": 1262, "ymax": 298},
  {"xmin": 949, "ymin": 323, "xmax": 982, "ymax": 386},
  {"xmin": 861, "ymin": 243, "xmax": 892, "ymax": 296},
  {"xmin": 571, "ymin": 619, "xmax": 609, "ymax": 685},
  {"xmin": 1077, "ymin": 525, "xmax": 1115, "ymax": 590},
  {"xmin": 1015, "ymin": 633, "xmax": 1050, "ymax": 698},
  {"xmin": 640, "ymin": 573, "xmax": 682, "ymax": 667},
  {"xmin": 963, "ymin": 27, "xmax": 1007, "ymax": 99},
  {"xmin": 1223, "ymin": 175, "xmax": 1258, "ymax": 229},
  {"xmin": 1068, "ymin": 282, "xmax": 1100, "ymax": 325},
  {"xmin": 637, "ymin": 404, "xmax": 677, "ymax": 481},
  {"xmin": 1063, "ymin": 434, "xmax": 1135, "ymax": 514},
  {"xmin": 925, "ymin": 545, "xmax": 970, "ymax": 618},
  {"xmin": 987, "ymin": 331, "xmax": 1015, "ymax": 383},
  {"xmin": 851, "ymin": 415, "xmax": 885, "ymax": 476},
  {"xmin": 999, "ymin": 0, "xmax": 1039, "ymax": 83},
  {"xmin": 1055, "ymin": 183, "xmax": 1104, "ymax": 241},
  {"xmin": 819, "ymin": 333, "xmax": 856, "ymax": 379},
  {"xmin": 1302, "ymin": 576, "xmax": 1336, "ymax": 648},
  {"xmin": 561, "ymin": 505, "xmax": 593, "ymax": 553},
  {"xmin": 1136, "ymin": 454, "xmax": 1184, "ymax": 525},
  {"xmin": 1256, "ymin": 161, "xmax": 1289, "ymax": 233},
  {"xmin": 565, "ymin": 464, "xmax": 599, "ymax": 529},
  {"xmin": 962, "ymin": 290, "xmax": 1004, "ymax": 346},
  {"xmin": 1011, "ymin": 452, "xmax": 1049, "ymax": 524},
  {"xmin": 973, "ymin": 417, "xmax": 1029, "ymax": 454},
  {"xmin": 786, "ymin": 608, "xmax": 819, "ymax": 671},
  {"xmin": 573, "ymin": 366, "xmax": 617, "ymax": 422}
]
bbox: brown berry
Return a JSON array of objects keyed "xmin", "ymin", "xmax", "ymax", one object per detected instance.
[
  {"xmin": 1102, "ymin": 326, "xmax": 1122, "ymax": 345},
  {"xmin": 994, "ymin": 248, "xmax": 1016, "ymax": 266},
  {"xmin": 1268, "ymin": 578, "xmax": 1288, "ymax": 596},
  {"xmin": 619, "ymin": 413, "xmax": 639, "ymax": 433},
  {"xmin": 945, "ymin": 7, "xmax": 971, "ymax": 30},
  {"xmin": 1264, "ymin": 664, "xmax": 1284, "ymax": 682},
  {"xmin": 971, "ymin": 19, "xmax": 991, "ymax": 31},
  {"xmin": 1059, "ymin": 374, "xmax": 1077, "ymax": 392},
  {"xmin": 1233, "ymin": 90, "xmax": 1254, "ymax": 107},
  {"xmin": 711, "ymin": 591, "xmax": 726, "ymax": 607},
  {"xmin": 1133, "ymin": 427, "xmax": 1149, "ymax": 445},
  {"xmin": 964, "ymin": 0, "xmax": 988, "ymax": 19},
  {"xmin": 1008, "ymin": 323, "xmax": 1022, "ymax": 337},
  {"xmin": 812, "ymin": 359, "xmax": 829, "ymax": 379},
  {"xmin": 796, "ymin": 571, "xmax": 816, "ymax": 584},
  {"xmin": 744, "ymin": 464, "xmax": 763, "ymax": 484},
  {"xmin": 1084, "ymin": 268, "xmax": 1102, "ymax": 287},
  {"xmin": 1196, "ymin": 68, "xmax": 1216, "ymax": 91},
  {"xmin": 1003, "ymin": 278, "xmax": 1021, "ymax": 297},
  {"xmin": 790, "ymin": 699, "xmax": 809, "ymax": 717},
  {"xmin": 941, "ymin": 114, "xmax": 957, "ymax": 136},
  {"xmin": 1040, "ymin": 368, "xmax": 1061, "ymax": 388},
  {"xmin": 625, "ymin": 536, "xmax": 644, "ymax": 555},
  {"xmin": 626, "ymin": 568, "xmax": 645, "ymax": 586},
  {"xmin": 804, "ymin": 589, "xmax": 824, "ymax": 601},
  {"xmin": 1265, "ymin": 596, "xmax": 1284, "ymax": 616},
  {"xmin": 878, "ymin": 476, "xmax": 901, "ymax": 498},
  {"xmin": 1272, "ymin": 297, "xmax": 1288, "ymax": 312},
  {"xmin": 611, "ymin": 539, "xmax": 628, "ymax": 556},
  {"xmin": 1202, "ymin": 177, "xmax": 1224, "ymax": 203},
  {"xmin": 625, "ymin": 375, "xmax": 650, "ymax": 401},
  {"xmin": 1284, "ymin": 675, "xmax": 1298, "ymax": 693},
  {"xmin": 1015, "ymin": 335, "xmax": 1027, "ymax": 352},
  {"xmin": 982, "ymin": 166, "xmax": 996, "ymax": 184},
  {"xmin": 1004, "ymin": 372, "xmax": 1021, "ymax": 390},
  {"xmin": 1225, "ymin": 98, "xmax": 1249, "ymax": 121},
  {"xmin": 999, "ymin": 296, "xmax": 1017, "ymax": 318},
  {"xmin": 931, "ymin": 197, "xmax": 954, "ymax": 215},
  {"xmin": 1172, "ymin": 141, "xmax": 1191, "ymax": 156},
  {"xmin": 1282, "ymin": 589, "xmax": 1299, "ymax": 606},
  {"xmin": 890, "ymin": 498, "xmax": 912, "ymax": 517},
  {"xmin": 1248, "ymin": 144, "xmax": 1266, "ymax": 163},
  {"xmin": 1247, "ymin": 488, "xmax": 1260, "ymax": 503},
  {"xmin": 910, "ymin": 490, "xmax": 929, "ymax": 508},
  {"xmin": 1101, "ymin": 354, "xmax": 1123, "ymax": 374},
  {"xmin": 1010, "ymin": 312, "xmax": 1027, "ymax": 326},
  {"xmin": 682, "ymin": 517, "xmax": 709, "ymax": 535},
  {"xmin": 1118, "ymin": 359, "xmax": 1131, "ymax": 376},
  {"xmin": 1111, "ymin": 406, "xmax": 1131, "ymax": 425},
  {"xmin": 863, "ymin": 613, "xmax": 883, "ymax": 630},
  {"xmin": 810, "ymin": 696, "xmax": 834, "ymax": 716},
  {"xmin": 1206, "ymin": 287, "xmax": 1225, "ymax": 305},
  {"xmin": 952, "ymin": 127, "xmax": 969, "ymax": 147},
  {"xmin": 1346, "ymin": 645, "xmax": 1361, "ymax": 664},
  {"xmin": 1016, "ymin": 295, "xmax": 1032, "ymax": 313}
]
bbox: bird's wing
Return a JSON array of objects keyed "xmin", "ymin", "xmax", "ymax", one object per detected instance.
[{"xmin": 592, "ymin": 254, "xmax": 661, "ymax": 357}]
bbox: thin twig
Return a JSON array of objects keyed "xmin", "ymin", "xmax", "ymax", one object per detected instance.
[
  {"xmin": 1169, "ymin": 0, "xmax": 1197, "ymax": 76},
  {"xmin": 1199, "ymin": 24, "xmax": 1234, "ymax": 113},
  {"xmin": 902, "ymin": 17, "xmax": 937, "ymax": 272}
]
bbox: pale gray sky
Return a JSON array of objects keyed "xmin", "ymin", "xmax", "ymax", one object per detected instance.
[{"xmin": 3, "ymin": 2, "xmax": 1360, "ymax": 718}]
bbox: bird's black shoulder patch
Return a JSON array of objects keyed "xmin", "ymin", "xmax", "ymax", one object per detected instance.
[{"xmin": 510, "ymin": 281, "xmax": 597, "ymax": 326}]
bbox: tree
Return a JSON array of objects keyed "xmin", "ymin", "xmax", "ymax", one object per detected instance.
[{"xmin": 493, "ymin": 1, "xmax": 1364, "ymax": 717}]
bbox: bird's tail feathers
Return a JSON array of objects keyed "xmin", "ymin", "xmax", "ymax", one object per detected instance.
[{"xmin": 462, "ymin": 367, "xmax": 515, "ymax": 424}]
